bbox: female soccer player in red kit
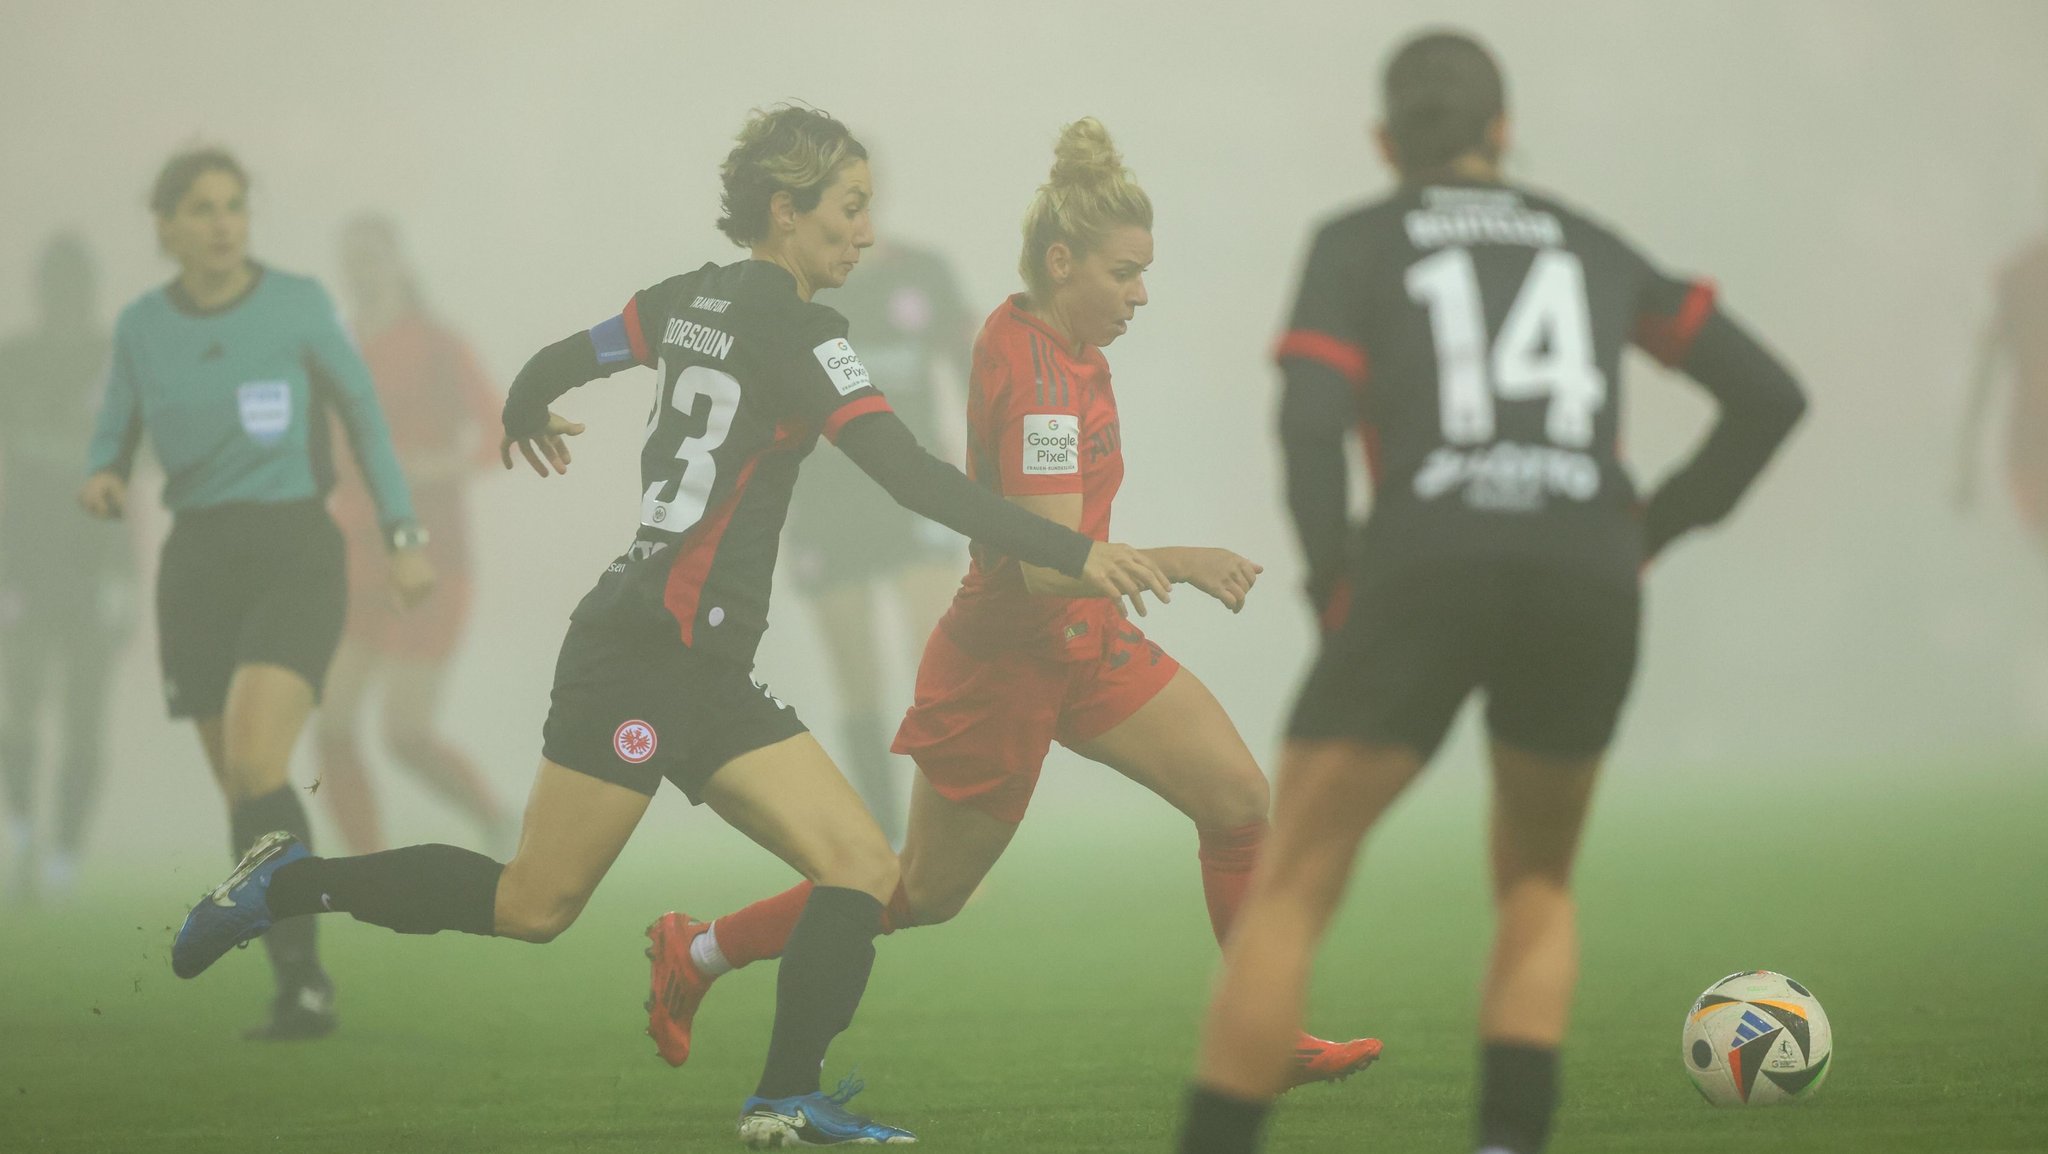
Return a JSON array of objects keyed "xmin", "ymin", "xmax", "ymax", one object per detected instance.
[{"xmin": 644, "ymin": 118, "xmax": 1381, "ymax": 1087}]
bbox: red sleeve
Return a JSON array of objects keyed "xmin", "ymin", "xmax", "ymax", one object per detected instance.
[
  {"xmin": 1633, "ymin": 278, "xmax": 1717, "ymax": 367},
  {"xmin": 985, "ymin": 334, "xmax": 1083, "ymax": 497}
]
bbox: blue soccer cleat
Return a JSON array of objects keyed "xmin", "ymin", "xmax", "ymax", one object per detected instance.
[
  {"xmin": 172, "ymin": 830, "xmax": 306, "ymax": 979},
  {"xmin": 736, "ymin": 1074, "xmax": 916, "ymax": 1147}
]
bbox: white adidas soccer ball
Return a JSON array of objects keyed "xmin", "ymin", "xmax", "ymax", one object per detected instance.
[{"xmin": 1681, "ymin": 970, "xmax": 1833, "ymax": 1106}]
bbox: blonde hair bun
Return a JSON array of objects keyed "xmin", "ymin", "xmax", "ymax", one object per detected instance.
[
  {"xmin": 1047, "ymin": 117, "xmax": 1127, "ymax": 190},
  {"xmin": 1018, "ymin": 118, "xmax": 1153, "ymax": 296}
]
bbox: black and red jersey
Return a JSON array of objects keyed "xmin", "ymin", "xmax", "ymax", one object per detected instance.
[
  {"xmin": 570, "ymin": 260, "xmax": 893, "ymax": 663},
  {"xmin": 1279, "ymin": 180, "xmax": 1713, "ymax": 588}
]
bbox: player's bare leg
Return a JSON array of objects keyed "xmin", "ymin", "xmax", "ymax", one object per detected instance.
[
  {"xmin": 492, "ymin": 760, "xmax": 649, "ymax": 941},
  {"xmin": 895, "ymin": 771, "xmax": 1020, "ymax": 925},
  {"xmin": 314, "ymin": 637, "xmax": 384, "ymax": 854},
  {"xmin": 1183, "ymin": 739, "xmax": 1422, "ymax": 1151},
  {"xmin": 1076, "ymin": 668, "xmax": 1380, "ymax": 1085},
  {"xmin": 1467, "ymin": 741, "xmax": 1601, "ymax": 1154}
]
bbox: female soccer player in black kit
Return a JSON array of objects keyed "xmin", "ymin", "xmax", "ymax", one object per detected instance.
[
  {"xmin": 1179, "ymin": 32, "xmax": 1807, "ymax": 1154},
  {"xmin": 172, "ymin": 106, "xmax": 1168, "ymax": 1148}
]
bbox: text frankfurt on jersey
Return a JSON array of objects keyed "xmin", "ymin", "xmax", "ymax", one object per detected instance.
[
  {"xmin": 663, "ymin": 318, "xmax": 734, "ymax": 360},
  {"xmin": 1404, "ymin": 187, "xmax": 1563, "ymax": 250},
  {"xmin": 1413, "ymin": 442, "xmax": 1599, "ymax": 511}
]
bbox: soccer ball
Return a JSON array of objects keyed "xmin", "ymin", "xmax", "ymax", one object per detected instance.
[{"xmin": 1681, "ymin": 970, "xmax": 1833, "ymax": 1106}]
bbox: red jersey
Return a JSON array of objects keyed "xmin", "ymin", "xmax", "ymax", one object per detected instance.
[
  {"xmin": 330, "ymin": 312, "xmax": 500, "ymax": 581},
  {"xmin": 940, "ymin": 295, "xmax": 1124, "ymax": 661}
]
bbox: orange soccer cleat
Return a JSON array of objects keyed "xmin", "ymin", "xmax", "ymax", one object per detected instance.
[
  {"xmin": 1288, "ymin": 1033, "xmax": 1384, "ymax": 1089},
  {"xmin": 644, "ymin": 911, "xmax": 719, "ymax": 1066}
]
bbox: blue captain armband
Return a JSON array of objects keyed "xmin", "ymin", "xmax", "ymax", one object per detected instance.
[{"xmin": 589, "ymin": 314, "xmax": 636, "ymax": 366}]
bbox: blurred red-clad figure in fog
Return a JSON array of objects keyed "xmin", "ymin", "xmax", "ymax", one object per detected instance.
[{"xmin": 320, "ymin": 215, "xmax": 511, "ymax": 855}]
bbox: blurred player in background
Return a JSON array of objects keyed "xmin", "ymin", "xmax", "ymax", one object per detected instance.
[
  {"xmin": 792, "ymin": 232, "xmax": 973, "ymax": 845},
  {"xmin": 82, "ymin": 148, "xmax": 433, "ymax": 1039},
  {"xmin": 648, "ymin": 118, "xmax": 1380, "ymax": 1088},
  {"xmin": 1180, "ymin": 32, "xmax": 1806, "ymax": 1154},
  {"xmin": 0, "ymin": 234, "xmax": 137, "ymax": 901},
  {"xmin": 317, "ymin": 214, "xmax": 512, "ymax": 856},
  {"xmin": 1956, "ymin": 188, "xmax": 2048, "ymax": 539},
  {"xmin": 168, "ymin": 107, "xmax": 1169, "ymax": 1148}
]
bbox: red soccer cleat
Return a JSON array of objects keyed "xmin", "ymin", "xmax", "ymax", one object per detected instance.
[
  {"xmin": 1287, "ymin": 1032, "xmax": 1383, "ymax": 1089},
  {"xmin": 644, "ymin": 911, "xmax": 719, "ymax": 1067}
]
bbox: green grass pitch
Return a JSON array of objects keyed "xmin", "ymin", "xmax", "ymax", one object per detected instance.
[{"xmin": 2, "ymin": 757, "xmax": 2044, "ymax": 1152}]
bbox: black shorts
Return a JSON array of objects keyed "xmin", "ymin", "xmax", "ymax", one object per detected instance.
[
  {"xmin": 1288, "ymin": 560, "xmax": 1640, "ymax": 760},
  {"xmin": 785, "ymin": 452, "xmax": 957, "ymax": 594},
  {"xmin": 540, "ymin": 617, "xmax": 809, "ymax": 802},
  {"xmin": 156, "ymin": 500, "xmax": 347, "ymax": 719}
]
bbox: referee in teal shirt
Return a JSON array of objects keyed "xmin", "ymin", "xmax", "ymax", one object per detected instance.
[{"xmin": 81, "ymin": 147, "xmax": 434, "ymax": 1040}]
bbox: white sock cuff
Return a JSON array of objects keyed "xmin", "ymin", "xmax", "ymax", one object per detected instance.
[{"xmin": 690, "ymin": 923, "xmax": 734, "ymax": 977}]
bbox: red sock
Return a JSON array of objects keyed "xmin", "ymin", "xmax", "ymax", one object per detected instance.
[
  {"xmin": 713, "ymin": 881, "xmax": 812, "ymax": 969},
  {"xmin": 1197, "ymin": 821, "xmax": 1268, "ymax": 945},
  {"xmin": 711, "ymin": 880, "xmax": 917, "ymax": 970}
]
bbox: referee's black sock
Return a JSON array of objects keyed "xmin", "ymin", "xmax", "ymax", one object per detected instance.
[
  {"xmin": 1177, "ymin": 1084, "xmax": 1271, "ymax": 1154},
  {"xmin": 1477, "ymin": 1042, "xmax": 1560, "ymax": 1154},
  {"xmin": 754, "ymin": 886, "xmax": 883, "ymax": 1100},
  {"xmin": 229, "ymin": 787, "xmax": 322, "ymax": 989},
  {"xmin": 267, "ymin": 844, "xmax": 503, "ymax": 936}
]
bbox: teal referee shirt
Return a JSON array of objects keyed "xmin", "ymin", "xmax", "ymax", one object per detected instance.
[{"xmin": 87, "ymin": 264, "xmax": 417, "ymax": 532}]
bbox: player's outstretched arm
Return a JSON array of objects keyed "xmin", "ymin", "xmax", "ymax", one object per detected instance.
[
  {"xmin": 833, "ymin": 408, "xmax": 1170, "ymax": 609},
  {"xmin": 500, "ymin": 330, "xmax": 622, "ymax": 477},
  {"xmin": 1140, "ymin": 547, "xmax": 1263, "ymax": 613},
  {"xmin": 1642, "ymin": 311, "xmax": 1808, "ymax": 559}
]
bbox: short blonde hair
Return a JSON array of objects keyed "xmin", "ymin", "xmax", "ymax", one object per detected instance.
[
  {"xmin": 717, "ymin": 105, "xmax": 868, "ymax": 246},
  {"xmin": 1018, "ymin": 118, "xmax": 1153, "ymax": 298}
]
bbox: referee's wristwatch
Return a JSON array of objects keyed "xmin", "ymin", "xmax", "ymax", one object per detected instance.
[{"xmin": 387, "ymin": 523, "xmax": 430, "ymax": 553}]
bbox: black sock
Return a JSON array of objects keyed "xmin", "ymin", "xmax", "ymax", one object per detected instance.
[
  {"xmin": 1177, "ymin": 1084, "xmax": 1271, "ymax": 1154},
  {"xmin": 1478, "ymin": 1042, "xmax": 1559, "ymax": 1154},
  {"xmin": 230, "ymin": 788, "xmax": 321, "ymax": 987},
  {"xmin": 840, "ymin": 713, "xmax": 902, "ymax": 846},
  {"xmin": 268, "ymin": 843, "xmax": 503, "ymax": 936},
  {"xmin": 754, "ymin": 886, "xmax": 883, "ymax": 1100}
]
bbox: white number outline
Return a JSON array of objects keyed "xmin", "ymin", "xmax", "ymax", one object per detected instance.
[
  {"xmin": 1404, "ymin": 247, "xmax": 1607, "ymax": 448},
  {"xmin": 641, "ymin": 361, "xmax": 741, "ymax": 532}
]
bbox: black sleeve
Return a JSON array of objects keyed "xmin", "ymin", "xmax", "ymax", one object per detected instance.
[
  {"xmin": 1641, "ymin": 309, "xmax": 1808, "ymax": 558},
  {"xmin": 501, "ymin": 330, "xmax": 616, "ymax": 440},
  {"xmin": 1277, "ymin": 360, "xmax": 1355, "ymax": 612},
  {"xmin": 833, "ymin": 409, "xmax": 1094, "ymax": 578}
]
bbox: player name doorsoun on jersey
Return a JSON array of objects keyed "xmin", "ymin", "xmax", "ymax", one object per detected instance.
[
  {"xmin": 571, "ymin": 259, "xmax": 894, "ymax": 663},
  {"xmin": 1277, "ymin": 181, "xmax": 1715, "ymax": 585}
]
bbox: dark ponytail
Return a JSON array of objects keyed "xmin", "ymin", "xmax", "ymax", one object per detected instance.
[{"xmin": 1383, "ymin": 31, "xmax": 1505, "ymax": 175}]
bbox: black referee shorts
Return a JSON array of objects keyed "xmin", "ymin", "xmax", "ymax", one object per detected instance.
[
  {"xmin": 156, "ymin": 500, "xmax": 347, "ymax": 719},
  {"xmin": 1288, "ymin": 559, "xmax": 1640, "ymax": 761},
  {"xmin": 540, "ymin": 617, "xmax": 809, "ymax": 802}
]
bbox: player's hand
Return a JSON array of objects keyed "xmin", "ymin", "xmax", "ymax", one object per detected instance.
[
  {"xmin": 387, "ymin": 546, "xmax": 437, "ymax": 610},
  {"xmin": 1176, "ymin": 548, "xmax": 1264, "ymax": 613},
  {"xmin": 501, "ymin": 410, "xmax": 585, "ymax": 477},
  {"xmin": 1081, "ymin": 541, "xmax": 1172, "ymax": 617},
  {"xmin": 77, "ymin": 471, "xmax": 127, "ymax": 519}
]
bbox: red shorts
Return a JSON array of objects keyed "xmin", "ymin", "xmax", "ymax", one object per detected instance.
[
  {"xmin": 892, "ymin": 619, "xmax": 1180, "ymax": 824},
  {"xmin": 345, "ymin": 573, "xmax": 473, "ymax": 662}
]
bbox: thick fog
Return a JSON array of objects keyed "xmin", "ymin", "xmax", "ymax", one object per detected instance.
[{"xmin": 3, "ymin": 0, "xmax": 2045, "ymax": 856}]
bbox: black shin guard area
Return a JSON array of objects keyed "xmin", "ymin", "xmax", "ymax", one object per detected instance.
[
  {"xmin": 230, "ymin": 788, "xmax": 321, "ymax": 984},
  {"xmin": 1479, "ymin": 1042, "xmax": 1560, "ymax": 1154},
  {"xmin": 269, "ymin": 844, "xmax": 504, "ymax": 936},
  {"xmin": 1177, "ymin": 1085, "xmax": 1272, "ymax": 1154},
  {"xmin": 754, "ymin": 886, "xmax": 884, "ymax": 1100}
]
